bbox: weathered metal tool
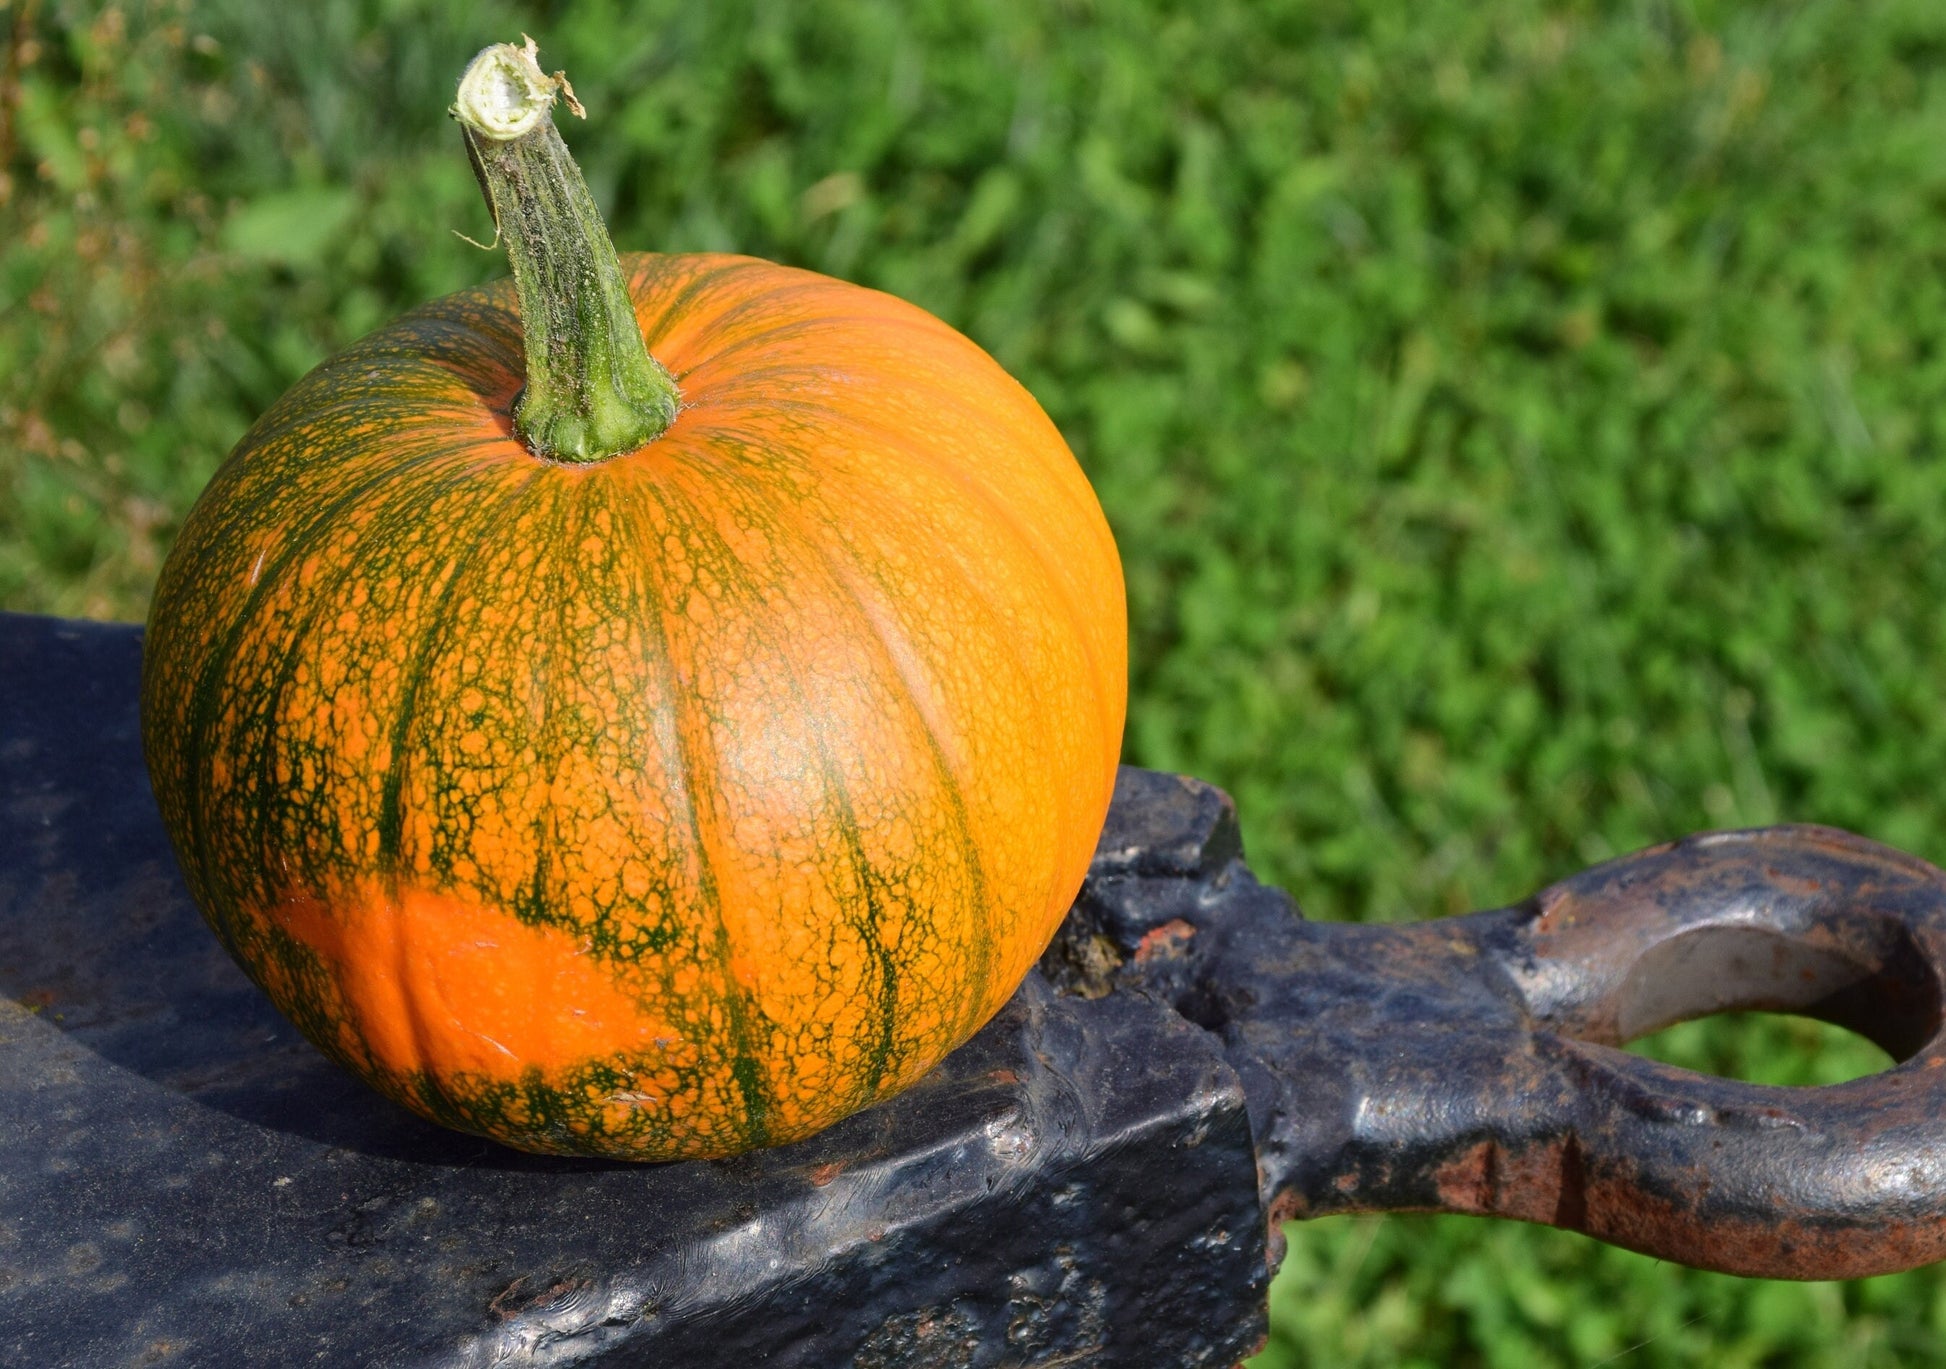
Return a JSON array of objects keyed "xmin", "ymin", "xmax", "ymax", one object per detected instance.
[{"xmin": 4, "ymin": 611, "xmax": 1944, "ymax": 1366}]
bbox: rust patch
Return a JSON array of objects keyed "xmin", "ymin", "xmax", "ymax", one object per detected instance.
[
  {"xmin": 1133, "ymin": 919, "xmax": 1196, "ymax": 962},
  {"xmin": 488, "ymin": 1273, "xmax": 592, "ymax": 1322},
  {"xmin": 1428, "ymin": 1137, "xmax": 1584, "ymax": 1228},
  {"xmin": 1259, "ymin": 1190, "xmax": 1308, "ymax": 1275},
  {"xmin": 1530, "ymin": 885, "xmax": 1577, "ymax": 935},
  {"xmin": 1431, "ymin": 1140, "xmax": 1491, "ymax": 1210},
  {"xmin": 808, "ymin": 1162, "xmax": 845, "ymax": 1188},
  {"xmin": 1364, "ymin": 1125, "xmax": 1946, "ymax": 1280},
  {"xmin": 1763, "ymin": 866, "xmax": 1827, "ymax": 899},
  {"xmin": 488, "ymin": 1276, "xmax": 529, "ymax": 1320},
  {"xmin": 1577, "ymin": 1167, "xmax": 1946, "ymax": 1280},
  {"xmin": 1265, "ymin": 1188, "xmax": 1308, "ymax": 1226}
]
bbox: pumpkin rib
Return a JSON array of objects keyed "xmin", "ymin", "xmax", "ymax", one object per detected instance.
[
  {"xmin": 514, "ymin": 485, "xmax": 689, "ymax": 967},
  {"xmin": 232, "ymin": 457, "xmax": 519, "ymax": 918},
  {"xmin": 684, "ymin": 404, "xmax": 1107, "ymax": 1086},
  {"xmin": 639, "ymin": 454, "xmax": 920, "ymax": 1126},
  {"xmin": 334, "ymin": 308, "xmax": 523, "ymax": 396},
  {"xmin": 618, "ymin": 471, "xmax": 777, "ymax": 1151},
  {"xmin": 370, "ymin": 473, "xmax": 700, "ymax": 1150},
  {"xmin": 731, "ymin": 385, "xmax": 1121, "ymax": 864},
  {"xmin": 789, "ymin": 524, "xmax": 1000, "ymax": 1047},
  {"xmin": 512, "ymin": 489, "xmax": 579, "ymax": 923},
  {"xmin": 173, "ymin": 440, "xmax": 497, "ymax": 925},
  {"xmin": 389, "ymin": 464, "xmax": 780, "ymax": 1156},
  {"xmin": 638, "ymin": 262, "xmax": 828, "ymax": 370},
  {"xmin": 796, "ymin": 767, "xmax": 903, "ymax": 1105},
  {"xmin": 727, "ymin": 434, "xmax": 1048, "ymax": 1000},
  {"xmin": 669, "ymin": 303, "xmax": 943, "ymax": 386},
  {"xmin": 649, "ymin": 266, "xmax": 904, "ymax": 367},
  {"xmin": 159, "ymin": 458, "xmax": 548, "ymax": 1112},
  {"xmin": 230, "ymin": 466, "xmax": 549, "ymax": 1100},
  {"xmin": 669, "ymin": 451, "xmax": 968, "ymax": 1107},
  {"xmin": 374, "ymin": 468, "xmax": 553, "ymax": 875},
  {"xmin": 629, "ymin": 255, "xmax": 784, "ymax": 359},
  {"xmin": 273, "ymin": 302, "xmax": 522, "ymax": 427},
  {"xmin": 699, "ymin": 350, "xmax": 1116, "ymax": 980}
]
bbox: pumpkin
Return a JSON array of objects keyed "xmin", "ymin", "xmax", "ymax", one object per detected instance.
[{"xmin": 140, "ymin": 41, "xmax": 1126, "ymax": 1160}]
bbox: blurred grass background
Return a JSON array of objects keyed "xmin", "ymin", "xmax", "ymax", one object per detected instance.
[{"xmin": 8, "ymin": 0, "xmax": 1946, "ymax": 1361}]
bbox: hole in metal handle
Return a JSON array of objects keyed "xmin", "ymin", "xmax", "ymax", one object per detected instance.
[
  {"xmin": 1607, "ymin": 918, "xmax": 1941, "ymax": 1064},
  {"xmin": 1514, "ymin": 824, "xmax": 1946, "ymax": 1068},
  {"xmin": 1626, "ymin": 1011, "xmax": 1892, "ymax": 1088},
  {"xmin": 1482, "ymin": 825, "xmax": 1946, "ymax": 1277}
]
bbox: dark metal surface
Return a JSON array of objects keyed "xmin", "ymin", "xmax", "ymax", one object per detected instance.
[
  {"xmin": 5, "ymin": 611, "xmax": 1946, "ymax": 1366},
  {"xmin": 0, "ymin": 614, "xmax": 1265, "ymax": 1368},
  {"xmin": 1070, "ymin": 780, "xmax": 1946, "ymax": 1282}
]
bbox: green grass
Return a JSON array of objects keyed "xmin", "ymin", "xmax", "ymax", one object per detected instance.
[{"xmin": 9, "ymin": 0, "xmax": 1946, "ymax": 1361}]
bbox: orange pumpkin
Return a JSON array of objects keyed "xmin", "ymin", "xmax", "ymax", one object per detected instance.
[{"xmin": 139, "ymin": 42, "xmax": 1126, "ymax": 1160}]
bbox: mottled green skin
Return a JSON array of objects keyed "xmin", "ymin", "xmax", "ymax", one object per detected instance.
[{"xmin": 141, "ymin": 254, "xmax": 1128, "ymax": 1159}]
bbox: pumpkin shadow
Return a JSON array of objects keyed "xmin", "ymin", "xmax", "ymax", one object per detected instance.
[{"xmin": 0, "ymin": 615, "xmax": 638, "ymax": 1175}]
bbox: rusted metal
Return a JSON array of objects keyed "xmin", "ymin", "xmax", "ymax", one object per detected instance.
[
  {"xmin": 1074, "ymin": 774, "xmax": 1946, "ymax": 1280},
  {"xmin": 7, "ymin": 610, "xmax": 1946, "ymax": 1365}
]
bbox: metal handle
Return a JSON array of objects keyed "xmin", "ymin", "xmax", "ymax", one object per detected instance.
[
  {"xmin": 1087, "ymin": 808, "xmax": 1946, "ymax": 1278},
  {"xmin": 1475, "ymin": 825, "xmax": 1946, "ymax": 1278}
]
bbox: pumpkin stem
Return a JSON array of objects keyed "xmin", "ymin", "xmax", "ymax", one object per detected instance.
[{"xmin": 451, "ymin": 39, "xmax": 679, "ymax": 462}]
